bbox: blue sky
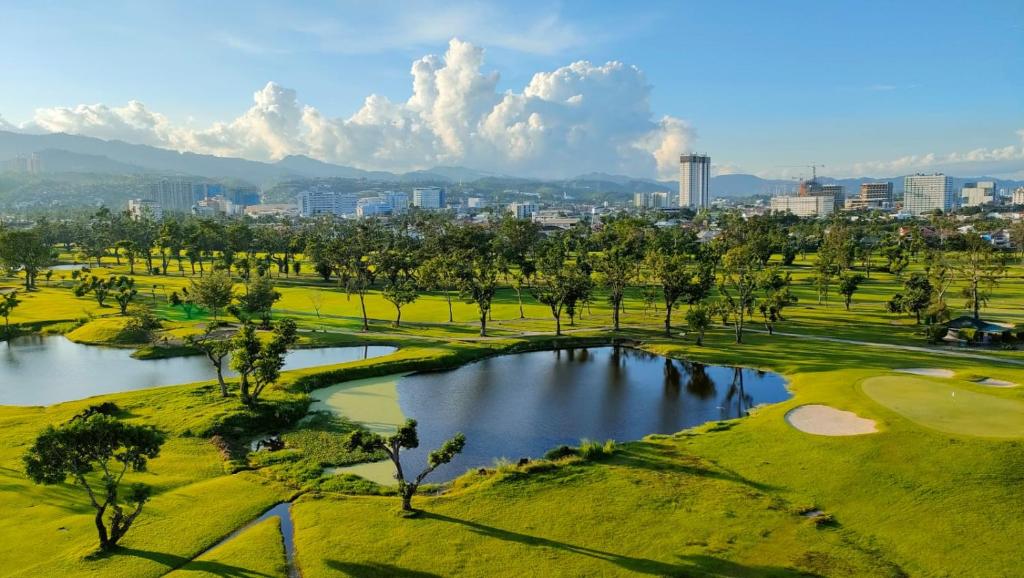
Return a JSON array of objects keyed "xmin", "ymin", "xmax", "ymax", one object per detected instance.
[{"xmin": 1, "ymin": 0, "xmax": 1021, "ymax": 178}]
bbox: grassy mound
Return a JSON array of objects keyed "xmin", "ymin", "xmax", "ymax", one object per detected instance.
[{"xmin": 65, "ymin": 317, "xmax": 145, "ymax": 345}]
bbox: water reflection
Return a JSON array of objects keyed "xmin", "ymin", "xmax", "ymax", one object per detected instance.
[
  {"xmin": 0, "ymin": 336, "xmax": 395, "ymax": 406},
  {"xmin": 393, "ymin": 346, "xmax": 789, "ymax": 481}
]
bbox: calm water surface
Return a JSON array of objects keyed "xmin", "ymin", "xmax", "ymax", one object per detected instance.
[
  {"xmin": 394, "ymin": 346, "xmax": 789, "ymax": 480},
  {"xmin": 0, "ymin": 335, "xmax": 395, "ymax": 406}
]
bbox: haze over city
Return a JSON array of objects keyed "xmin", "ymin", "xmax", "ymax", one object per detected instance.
[{"xmin": 1, "ymin": 0, "xmax": 1022, "ymax": 179}]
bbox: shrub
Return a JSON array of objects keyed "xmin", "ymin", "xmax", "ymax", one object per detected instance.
[
  {"xmin": 578, "ymin": 438, "xmax": 616, "ymax": 460},
  {"xmin": 543, "ymin": 445, "xmax": 577, "ymax": 460}
]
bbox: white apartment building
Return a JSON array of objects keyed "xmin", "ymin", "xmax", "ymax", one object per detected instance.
[
  {"xmin": 1013, "ymin": 187, "xmax": 1024, "ymax": 206},
  {"xmin": 296, "ymin": 190, "xmax": 359, "ymax": 217},
  {"xmin": 679, "ymin": 154, "xmax": 711, "ymax": 210},
  {"xmin": 508, "ymin": 202, "xmax": 538, "ymax": 219},
  {"xmin": 412, "ymin": 187, "xmax": 445, "ymax": 210},
  {"xmin": 961, "ymin": 181, "xmax": 997, "ymax": 207},
  {"xmin": 771, "ymin": 195, "xmax": 834, "ymax": 218},
  {"xmin": 904, "ymin": 174, "xmax": 955, "ymax": 215},
  {"xmin": 634, "ymin": 191, "xmax": 671, "ymax": 209}
]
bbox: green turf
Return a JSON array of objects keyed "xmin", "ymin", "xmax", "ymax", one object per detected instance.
[
  {"xmin": 861, "ymin": 375, "xmax": 1024, "ymax": 437},
  {"xmin": 165, "ymin": 515, "xmax": 287, "ymax": 578}
]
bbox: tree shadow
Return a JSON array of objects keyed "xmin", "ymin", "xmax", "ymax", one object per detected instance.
[
  {"xmin": 418, "ymin": 512, "xmax": 817, "ymax": 577},
  {"xmin": 610, "ymin": 442, "xmax": 781, "ymax": 493},
  {"xmin": 325, "ymin": 560, "xmax": 443, "ymax": 577},
  {"xmin": 115, "ymin": 547, "xmax": 276, "ymax": 577}
]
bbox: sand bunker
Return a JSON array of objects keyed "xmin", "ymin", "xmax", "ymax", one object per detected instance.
[
  {"xmin": 786, "ymin": 404, "xmax": 878, "ymax": 436},
  {"xmin": 895, "ymin": 368, "xmax": 955, "ymax": 378},
  {"xmin": 975, "ymin": 378, "xmax": 1018, "ymax": 388}
]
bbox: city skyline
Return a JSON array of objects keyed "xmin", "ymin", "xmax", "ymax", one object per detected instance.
[{"xmin": 0, "ymin": 0, "xmax": 1021, "ymax": 179}]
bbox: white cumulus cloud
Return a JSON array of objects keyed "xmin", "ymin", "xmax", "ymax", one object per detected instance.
[
  {"xmin": 12, "ymin": 38, "xmax": 692, "ymax": 179},
  {"xmin": 840, "ymin": 130, "xmax": 1024, "ymax": 178}
]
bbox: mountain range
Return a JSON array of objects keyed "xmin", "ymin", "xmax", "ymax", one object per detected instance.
[{"xmin": 2, "ymin": 130, "xmax": 1022, "ymax": 198}]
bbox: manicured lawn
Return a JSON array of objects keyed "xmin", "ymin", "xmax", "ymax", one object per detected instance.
[{"xmin": 862, "ymin": 375, "xmax": 1024, "ymax": 437}]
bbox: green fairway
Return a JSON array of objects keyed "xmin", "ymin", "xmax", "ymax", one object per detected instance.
[{"xmin": 862, "ymin": 375, "xmax": 1024, "ymax": 438}]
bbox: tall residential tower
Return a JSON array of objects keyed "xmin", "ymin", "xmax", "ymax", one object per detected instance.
[{"xmin": 679, "ymin": 154, "xmax": 710, "ymax": 210}]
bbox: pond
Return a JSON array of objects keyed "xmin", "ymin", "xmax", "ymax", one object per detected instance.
[
  {"xmin": 324, "ymin": 346, "xmax": 789, "ymax": 482},
  {"xmin": 0, "ymin": 335, "xmax": 396, "ymax": 406}
]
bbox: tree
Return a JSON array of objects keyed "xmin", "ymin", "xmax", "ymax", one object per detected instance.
[
  {"xmin": 332, "ymin": 221, "xmax": 379, "ymax": 332},
  {"xmin": 900, "ymin": 273, "xmax": 933, "ymax": 324},
  {"xmin": 951, "ymin": 234, "xmax": 1006, "ymax": 321},
  {"xmin": 532, "ymin": 237, "xmax": 591, "ymax": 336},
  {"xmin": 718, "ymin": 245, "xmax": 760, "ymax": 343},
  {"xmin": 231, "ymin": 319, "xmax": 298, "ymax": 407},
  {"xmin": 185, "ymin": 328, "xmax": 233, "ymax": 397},
  {"xmin": 756, "ymin": 268, "xmax": 797, "ymax": 335},
  {"xmin": 23, "ymin": 414, "xmax": 164, "ymax": 551},
  {"xmin": 235, "ymin": 272, "xmax": 281, "ymax": 328},
  {"xmin": 191, "ymin": 270, "xmax": 234, "ymax": 322},
  {"xmin": 374, "ymin": 230, "xmax": 420, "ymax": 327},
  {"xmin": 495, "ymin": 215, "xmax": 541, "ymax": 319},
  {"xmin": 453, "ymin": 226, "xmax": 500, "ymax": 337},
  {"xmin": 0, "ymin": 290, "xmax": 20, "ymax": 336},
  {"xmin": 344, "ymin": 419, "xmax": 465, "ymax": 512},
  {"xmin": 685, "ymin": 302, "xmax": 712, "ymax": 346},
  {"xmin": 0, "ymin": 229, "xmax": 53, "ymax": 290},
  {"xmin": 648, "ymin": 249, "xmax": 713, "ymax": 337},
  {"xmin": 112, "ymin": 276, "xmax": 138, "ymax": 315},
  {"xmin": 838, "ymin": 273, "xmax": 866, "ymax": 311}
]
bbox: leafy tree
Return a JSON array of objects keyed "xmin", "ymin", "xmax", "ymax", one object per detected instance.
[
  {"xmin": 23, "ymin": 414, "xmax": 164, "ymax": 551},
  {"xmin": 838, "ymin": 273, "xmax": 866, "ymax": 311},
  {"xmin": 374, "ymin": 230, "xmax": 420, "ymax": 327},
  {"xmin": 532, "ymin": 237, "xmax": 591, "ymax": 336},
  {"xmin": 332, "ymin": 221, "xmax": 379, "ymax": 332},
  {"xmin": 756, "ymin": 268, "xmax": 797, "ymax": 334},
  {"xmin": 344, "ymin": 419, "xmax": 465, "ymax": 512},
  {"xmin": 112, "ymin": 276, "xmax": 138, "ymax": 315},
  {"xmin": 191, "ymin": 270, "xmax": 234, "ymax": 322},
  {"xmin": 900, "ymin": 273, "xmax": 934, "ymax": 324},
  {"xmin": 235, "ymin": 272, "xmax": 281, "ymax": 328},
  {"xmin": 1, "ymin": 290, "xmax": 20, "ymax": 335},
  {"xmin": 453, "ymin": 225, "xmax": 500, "ymax": 336},
  {"xmin": 718, "ymin": 245, "xmax": 760, "ymax": 343},
  {"xmin": 951, "ymin": 234, "xmax": 1006, "ymax": 321},
  {"xmin": 685, "ymin": 302, "xmax": 712, "ymax": 346},
  {"xmin": 231, "ymin": 319, "xmax": 298, "ymax": 407},
  {"xmin": 0, "ymin": 229, "xmax": 53, "ymax": 290},
  {"xmin": 494, "ymin": 215, "xmax": 541, "ymax": 319},
  {"xmin": 185, "ymin": 327, "xmax": 233, "ymax": 397}
]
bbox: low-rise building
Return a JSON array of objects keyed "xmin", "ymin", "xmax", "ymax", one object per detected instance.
[
  {"xmin": 508, "ymin": 201, "xmax": 538, "ymax": 219},
  {"xmin": 770, "ymin": 195, "xmax": 834, "ymax": 218},
  {"xmin": 961, "ymin": 181, "xmax": 997, "ymax": 207}
]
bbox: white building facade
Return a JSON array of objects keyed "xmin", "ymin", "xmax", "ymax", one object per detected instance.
[
  {"xmin": 961, "ymin": 181, "xmax": 997, "ymax": 207},
  {"xmin": 771, "ymin": 195, "xmax": 834, "ymax": 218},
  {"xmin": 904, "ymin": 174, "xmax": 955, "ymax": 215},
  {"xmin": 679, "ymin": 154, "xmax": 711, "ymax": 210},
  {"xmin": 412, "ymin": 187, "xmax": 445, "ymax": 210}
]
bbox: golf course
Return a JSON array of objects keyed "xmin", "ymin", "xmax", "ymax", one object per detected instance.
[{"xmin": 1, "ymin": 214, "xmax": 1023, "ymax": 578}]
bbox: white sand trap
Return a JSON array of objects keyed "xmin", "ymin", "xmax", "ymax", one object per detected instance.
[
  {"xmin": 976, "ymin": 378, "xmax": 1018, "ymax": 388},
  {"xmin": 895, "ymin": 368, "xmax": 955, "ymax": 378},
  {"xmin": 786, "ymin": 405, "xmax": 878, "ymax": 436}
]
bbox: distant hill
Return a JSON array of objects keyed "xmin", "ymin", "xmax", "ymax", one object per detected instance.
[{"xmin": 2, "ymin": 130, "xmax": 1021, "ymax": 196}]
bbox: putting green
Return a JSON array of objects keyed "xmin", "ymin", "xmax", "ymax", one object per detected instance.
[{"xmin": 862, "ymin": 376, "xmax": 1024, "ymax": 438}]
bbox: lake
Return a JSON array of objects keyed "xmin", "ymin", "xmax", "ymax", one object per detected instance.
[
  {"xmin": 325, "ymin": 346, "xmax": 789, "ymax": 482},
  {"xmin": 0, "ymin": 335, "xmax": 396, "ymax": 406}
]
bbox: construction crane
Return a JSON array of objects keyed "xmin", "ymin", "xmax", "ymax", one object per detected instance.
[{"xmin": 778, "ymin": 164, "xmax": 825, "ymax": 181}]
